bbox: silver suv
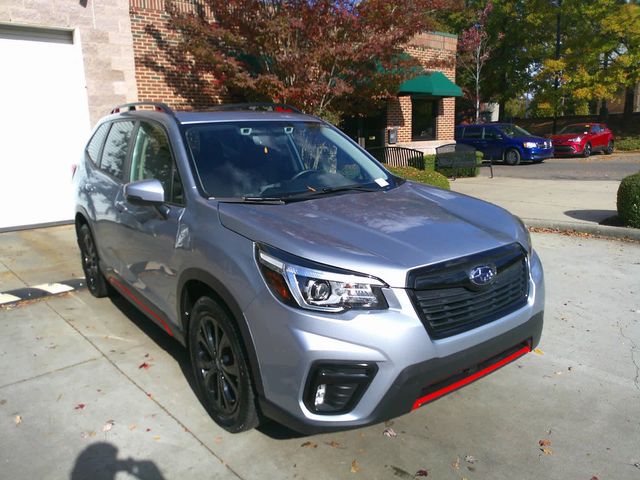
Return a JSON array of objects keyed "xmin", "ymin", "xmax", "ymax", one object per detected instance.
[{"xmin": 73, "ymin": 102, "xmax": 544, "ymax": 433}]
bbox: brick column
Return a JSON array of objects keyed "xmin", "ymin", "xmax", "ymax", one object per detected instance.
[{"xmin": 387, "ymin": 97, "xmax": 412, "ymax": 144}]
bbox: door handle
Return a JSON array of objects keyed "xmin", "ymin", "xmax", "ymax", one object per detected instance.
[
  {"xmin": 83, "ymin": 183, "xmax": 95, "ymax": 193},
  {"xmin": 114, "ymin": 201, "xmax": 129, "ymax": 213}
]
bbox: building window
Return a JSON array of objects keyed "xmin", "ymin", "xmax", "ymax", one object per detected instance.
[{"xmin": 411, "ymin": 98, "xmax": 437, "ymax": 141}]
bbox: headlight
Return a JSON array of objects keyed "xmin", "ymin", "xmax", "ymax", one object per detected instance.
[
  {"xmin": 523, "ymin": 142, "xmax": 537, "ymax": 149},
  {"xmin": 257, "ymin": 246, "xmax": 388, "ymax": 312},
  {"xmin": 514, "ymin": 216, "xmax": 532, "ymax": 256},
  {"xmin": 568, "ymin": 136, "xmax": 582, "ymax": 142}
]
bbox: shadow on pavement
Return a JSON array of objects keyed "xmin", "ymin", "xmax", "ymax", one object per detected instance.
[
  {"xmin": 71, "ymin": 442, "xmax": 165, "ymax": 480},
  {"xmin": 564, "ymin": 209, "xmax": 617, "ymax": 222}
]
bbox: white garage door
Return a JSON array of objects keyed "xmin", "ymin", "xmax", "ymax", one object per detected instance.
[{"xmin": 0, "ymin": 25, "xmax": 91, "ymax": 231}]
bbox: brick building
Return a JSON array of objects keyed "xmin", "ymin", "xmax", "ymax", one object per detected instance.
[{"xmin": 0, "ymin": 0, "xmax": 459, "ymax": 229}]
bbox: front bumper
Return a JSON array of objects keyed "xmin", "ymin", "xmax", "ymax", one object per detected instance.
[
  {"xmin": 521, "ymin": 147, "xmax": 554, "ymax": 161},
  {"xmin": 247, "ymin": 250, "xmax": 545, "ymax": 433},
  {"xmin": 553, "ymin": 144, "xmax": 581, "ymax": 155}
]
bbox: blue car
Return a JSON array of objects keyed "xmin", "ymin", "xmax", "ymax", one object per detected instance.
[{"xmin": 455, "ymin": 123, "xmax": 554, "ymax": 165}]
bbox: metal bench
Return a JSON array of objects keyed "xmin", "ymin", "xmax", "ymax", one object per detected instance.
[
  {"xmin": 366, "ymin": 146, "xmax": 425, "ymax": 170},
  {"xmin": 435, "ymin": 143, "xmax": 493, "ymax": 180}
]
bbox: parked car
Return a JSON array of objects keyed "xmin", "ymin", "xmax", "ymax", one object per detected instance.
[
  {"xmin": 455, "ymin": 123, "xmax": 554, "ymax": 165},
  {"xmin": 73, "ymin": 102, "xmax": 544, "ymax": 433},
  {"xmin": 549, "ymin": 123, "xmax": 614, "ymax": 157}
]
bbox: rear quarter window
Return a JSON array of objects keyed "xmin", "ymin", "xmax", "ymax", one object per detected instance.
[{"xmin": 463, "ymin": 128, "xmax": 482, "ymax": 139}]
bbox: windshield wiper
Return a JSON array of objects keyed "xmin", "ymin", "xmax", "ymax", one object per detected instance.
[
  {"xmin": 216, "ymin": 196, "xmax": 285, "ymax": 204},
  {"xmin": 283, "ymin": 184, "xmax": 381, "ymax": 200}
]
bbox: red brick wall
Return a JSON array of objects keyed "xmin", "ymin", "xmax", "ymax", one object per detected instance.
[
  {"xmin": 129, "ymin": 0, "xmax": 228, "ymax": 109},
  {"xmin": 386, "ymin": 32, "xmax": 458, "ymax": 143}
]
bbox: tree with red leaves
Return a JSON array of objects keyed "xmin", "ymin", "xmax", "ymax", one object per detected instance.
[{"xmin": 171, "ymin": 0, "xmax": 458, "ymax": 121}]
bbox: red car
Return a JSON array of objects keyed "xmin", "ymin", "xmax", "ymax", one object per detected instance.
[{"xmin": 550, "ymin": 123, "xmax": 614, "ymax": 157}]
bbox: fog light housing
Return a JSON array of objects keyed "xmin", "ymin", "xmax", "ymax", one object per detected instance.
[{"xmin": 304, "ymin": 362, "xmax": 377, "ymax": 414}]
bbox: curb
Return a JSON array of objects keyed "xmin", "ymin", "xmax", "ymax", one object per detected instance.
[{"xmin": 523, "ymin": 218, "xmax": 640, "ymax": 242}]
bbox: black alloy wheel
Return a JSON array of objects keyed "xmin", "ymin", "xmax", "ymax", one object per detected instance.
[
  {"xmin": 189, "ymin": 296, "xmax": 259, "ymax": 432},
  {"xmin": 505, "ymin": 148, "xmax": 521, "ymax": 166},
  {"xmin": 582, "ymin": 142, "xmax": 592, "ymax": 158},
  {"xmin": 78, "ymin": 224, "xmax": 109, "ymax": 298},
  {"xmin": 605, "ymin": 140, "xmax": 614, "ymax": 155}
]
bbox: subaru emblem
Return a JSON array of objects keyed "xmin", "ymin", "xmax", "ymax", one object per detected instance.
[{"xmin": 469, "ymin": 265, "xmax": 496, "ymax": 287}]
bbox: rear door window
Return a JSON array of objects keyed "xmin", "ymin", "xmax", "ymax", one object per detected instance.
[
  {"xmin": 86, "ymin": 123, "xmax": 110, "ymax": 165},
  {"xmin": 100, "ymin": 121, "xmax": 135, "ymax": 180},
  {"xmin": 463, "ymin": 127, "xmax": 482, "ymax": 139}
]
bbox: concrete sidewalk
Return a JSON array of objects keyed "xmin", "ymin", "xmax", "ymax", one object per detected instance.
[{"xmin": 449, "ymin": 175, "xmax": 640, "ymax": 240}]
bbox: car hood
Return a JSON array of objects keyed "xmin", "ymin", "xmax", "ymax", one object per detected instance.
[
  {"xmin": 217, "ymin": 182, "xmax": 527, "ymax": 287},
  {"xmin": 550, "ymin": 133, "xmax": 584, "ymax": 141}
]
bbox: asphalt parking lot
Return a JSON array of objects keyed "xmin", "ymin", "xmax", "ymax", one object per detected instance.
[{"xmin": 1, "ymin": 226, "xmax": 639, "ymax": 480}]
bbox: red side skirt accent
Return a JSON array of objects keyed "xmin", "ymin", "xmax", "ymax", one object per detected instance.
[
  {"xmin": 109, "ymin": 277, "xmax": 174, "ymax": 337},
  {"xmin": 412, "ymin": 344, "xmax": 531, "ymax": 410}
]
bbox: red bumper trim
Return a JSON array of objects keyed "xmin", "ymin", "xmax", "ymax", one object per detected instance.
[
  {"xmin": 109, "ymin": 277, "xmax": 174, "ymax": 337},
  {"xmin": 412, "ymin": 344, "xmax": 531, "ymax": 410}
]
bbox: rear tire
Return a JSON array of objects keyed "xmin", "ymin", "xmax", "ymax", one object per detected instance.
[
  {"xmin": 582, "ymin": 142, "xmax": 592, "ymax": 158},
  {"xmin": 605, "ymin": 140, "xmax": 614, "ymax": 155},
  {"xmin": 189, "ymin": 296, "xmax": 260, "ymax": 433},
  {"xmin": 504, "ymin": 149, "xmax": 521, "ymax": 166},
  {"xmin": 77, "ymin": 223, "xmax": 109, "ymax": 298}
]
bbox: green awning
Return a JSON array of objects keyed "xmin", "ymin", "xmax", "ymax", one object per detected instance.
[{"xmin": 398, "ymin": 72, "xmax": 462, "ymax": 97}]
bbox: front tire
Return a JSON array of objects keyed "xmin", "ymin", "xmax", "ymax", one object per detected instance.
[
  {"xmin": 582, "ymin": 142, "xmax": 592, "ymax": 158},
  {"xmin": 189, "ymin": 296, "xmax": 259, "ymax": 433},
  {"xmin": 504, "ymin": 148, "xmax": 521, "ymax": 166},
  {"xmin": 77, "ymin": 223, "xmax": 109, "ymax": 298}
]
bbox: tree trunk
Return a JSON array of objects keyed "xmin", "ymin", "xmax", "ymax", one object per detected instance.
[
  {"xmin": 623, "ymin": 84, "xmax": 635, "ymax": 125},
  {"xmin": 598, "ymin": 99, "xmax": 609, "ymax": 122}
]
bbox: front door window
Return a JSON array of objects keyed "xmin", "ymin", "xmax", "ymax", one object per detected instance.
[{"xmin": 411, "ymin": 98, "xmax": 437, "ymax": 141}]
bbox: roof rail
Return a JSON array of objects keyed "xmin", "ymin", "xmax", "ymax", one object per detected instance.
[
  {"xmin": 207, "ymin": 103, "xmax": 302, "ymax": 114},
  {"xmin": 110, "ymin": 102, "xmax": 175, "ymax": 116}
]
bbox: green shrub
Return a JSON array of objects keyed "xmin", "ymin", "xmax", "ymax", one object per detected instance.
[
  {"xmin": 387, "ymin": 165, "xmax": 450, "ymax": 190},
  {"xmin": 617, "ymin": 172, "xmax": 640, "ymax": 228},
  {"xmin": 423, "ymin": 154, "xmax": 436, "ymax": 171},
  {"xmin": 434, "ymin": 151, "xmax": 483, "ymax": 178},
  {"xmin": 616, "ymin": 136, "xmax": 640, "ymax": 151}
]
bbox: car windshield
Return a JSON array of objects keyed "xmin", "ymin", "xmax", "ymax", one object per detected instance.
[
  {"xmin": 184, "ymin": 121, "xmax": 394, "ymax": 200},
  {"xmin": 559, "ymin": 125, "xmax": 590, "ymax": 134},
  {"xmin": 497, "ymin": 124, "xmax": 533, "ymax": 137}
]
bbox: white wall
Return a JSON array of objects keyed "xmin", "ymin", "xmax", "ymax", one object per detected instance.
[{"xmin": 0, "ymin": 32, "xmax": 91, "ymax": 229}]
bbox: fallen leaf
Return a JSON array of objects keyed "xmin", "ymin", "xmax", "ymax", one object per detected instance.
[
  {"xmin": 351, "ymin": 460, "xmax": 360, "ymax": 473},
  {"xmin": 383, "ymin": 427, "xmax": 397, "ymax": 438},
  {"xmin": 325, "ymin": 440, "xmax": 341, "ymax": 448},
  {"xmin": 102, "ymin": 420, "xmax": 114, "ymax": 432},
  {"xmin": 74, "ymin": 403, "xmax": 86, "ymax": 410},
  {"xmin": 590, "ymin": 477, "xmax": 599, "ymax": 480},
  {"xmin": 540, "ymin": 447, "xmax": 553, "ymax": 455},
  {"xmin": 633, "ymin": 462, "xmax": 640, "ymax": 469},
  {"xmin": 0, "ymin": 399, "xmax": 6, "ymax": 406},
  {"xmin": 414, "ymin": 469, "xmax": 429, "ymax": 477},
  {"xmin": 146, "ymin": 392, "xmax": 153, "ymax": 398},
  {"xmin": 144, "ymin": 353, "xmax": 150, "ymax": 358},
  {"xmin": 213, "ymin": 436, "xmax": 223, "ymax": 444},
  {"xmin": 128, "ymin": 424, "xmax": 137, "ymax": 431},
  {"xmin": 139, "ymin": 362, "xmax": 150, "ymax": 369},
  {"xmin": 153, "ymin": 435, "xmax": 161, "ymax": 441},
  {"xmin": 554, "ymin": 371, "xmax": 563, "ymax": 375},
  {"xmin": 300, "ymin": 441, "xmax": 317, "ymax": 448},
  {"xmin": 539, "ymin": 439, "xmax": 552, "ymax": 447},
  {"xmin": 451, "ymin": 457, "xmax": 460, "ymax": 470},
  {"xmin": 14, "ymin": 415, "xmax": 22, "ymax": 425},
  {"xmin": 464, "ymin": 455, "xmax": 477, "ymax": 464},
  {"xmin": 81, "ymin": 431, "xmax": 96, "ymax": 439},
  {"xmin": 146, "ymin": 428, "xmax": 151, "ymax": 432},
  {"xmin": 533, "ymin": 348, "xmax": 544, "ymax": 355}
]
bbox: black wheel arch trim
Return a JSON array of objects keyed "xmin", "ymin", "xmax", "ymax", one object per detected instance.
[{"xmin": 177, "ymin": 268, "xmax": 265, "ymax": 397}]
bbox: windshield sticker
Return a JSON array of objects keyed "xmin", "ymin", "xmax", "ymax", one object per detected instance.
[
  {"xmin": 375, "ymin": 178, "xmax": 389, "ymax": 187},
  {"xmin": 240, "ymin": 127, "xmax": 252, "ymax": 135},
  {"xmin": 284, "ymin": 126, "xmax": 294, "ymax": 134}
]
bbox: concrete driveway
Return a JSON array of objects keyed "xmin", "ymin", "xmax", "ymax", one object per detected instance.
[{"xmin": 1, "ymin": 226, "xmax": 639, "ymax": 480}]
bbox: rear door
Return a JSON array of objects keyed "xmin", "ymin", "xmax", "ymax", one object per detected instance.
[
  {"xmin": 92, "ymin": 120, "xmax": 136, "ymax": 274},
  {"xmin": 590, "ymin": 125, "xmax": 606, "ymax": 149},
  {"xmin": 460, "ymin": 126, "xmax": 486, "ymax": 156},
  {"xmin": 114, "ymin": 120, "xmax": 186, "ymax": 325},
  {"xmin": 482, "ymin": 126, "xmax": 503, "ymax": 160}
]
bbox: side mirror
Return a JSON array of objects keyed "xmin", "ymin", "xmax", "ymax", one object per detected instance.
[{"xmin": 124, "ymin": 179, "xmax": 165, "ymax": 205}]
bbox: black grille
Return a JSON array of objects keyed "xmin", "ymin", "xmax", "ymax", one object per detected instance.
[{"xmin": 407, "ymin": 243, "xmax": 529, "ymax": 339}]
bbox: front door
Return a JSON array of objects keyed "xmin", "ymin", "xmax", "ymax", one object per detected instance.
[{"xmin": 114, "ymin": 121, "xmax": 187, "ymax": 327}]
